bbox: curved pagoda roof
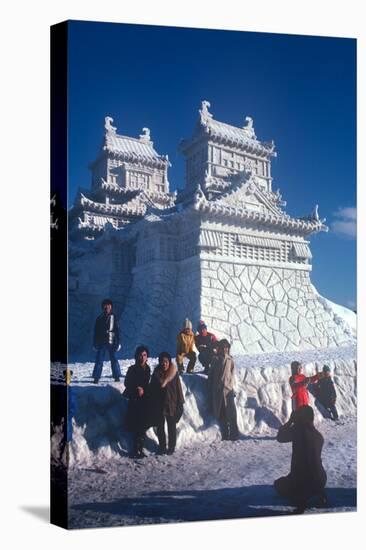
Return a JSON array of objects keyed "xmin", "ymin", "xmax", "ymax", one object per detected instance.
[
  {"xmin": 180, "ymin": 100, "xmax": 276, "ymax": 158},
  {"xmin": 100, "ymin": 116, "xmax": 169, "ymax": 167}
]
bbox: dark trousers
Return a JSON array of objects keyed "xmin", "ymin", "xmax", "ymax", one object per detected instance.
[
  {"xmin": 219, "ymin": 391, "xmax": 239, "ymax": 440},
  {"xmin": 156, "ymin": 415, "xmax": 176, "ymax": 451},
  {"xmin": 92, "ymin": 344, "xmax": 121, "ymax": 380},
  {"xmin": 325, "ymin": 404, "xmax": 339, "ymax": 420},
  {"xmin": 198, "ymin": 349, "xmax": 213, "ymax": 373}
]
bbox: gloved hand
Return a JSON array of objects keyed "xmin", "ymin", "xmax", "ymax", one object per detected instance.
[{"xmin": 116, "ymin": 344, "xmax": 121, "ymax": 352}]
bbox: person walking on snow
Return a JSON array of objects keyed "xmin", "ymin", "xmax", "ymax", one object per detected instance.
[
  {"xmin": 289, "ymin": 361, "xmax": 323, "ymax": 411},
  {"xmin": 150, "ymin": 352, "xmax": 185, "ymax": 455},
  {"xmin": 313, "ymin": 365, "xmax": 339, "ymax": 420},
  {"xmin": 92, "ymin": 298, "xmax": 121, "ymax": 383},
  {"xmin": 195, "ymin": 320, "xmax": 217, "ymax": 375},
  {"xmin": 208, "ymin": 339, "xmax": 239, "ymax": 441},
  {"xmin": 176, "ymin": 318, "xmax": 196, "ymax": 374}
]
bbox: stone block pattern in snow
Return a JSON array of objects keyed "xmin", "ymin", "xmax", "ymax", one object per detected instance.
[{"xmin": 200, "ymin": 262, "xmax": 353, "ymax": 354}]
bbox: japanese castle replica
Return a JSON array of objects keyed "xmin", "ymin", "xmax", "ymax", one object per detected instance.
[{"xmin": 69, "ymin": 101, "xmax": 353, "ymax": 359}]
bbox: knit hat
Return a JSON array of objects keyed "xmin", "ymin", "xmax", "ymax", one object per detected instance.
[
  {"xmin": 183, "ymin": 318, "xmax": 192, "ymax": 330},
  {"xmin": 323, "ymin": 365, "xmax": 331, "ymax": 373},
  {"xmin": 197, "ymin": 320, "xmax": 207, "ymax": 331}
]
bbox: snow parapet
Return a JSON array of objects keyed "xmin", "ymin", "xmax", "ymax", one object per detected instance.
[{"xmin": 51, "ymin": 346, "xmax": 356, "ymax": 467}]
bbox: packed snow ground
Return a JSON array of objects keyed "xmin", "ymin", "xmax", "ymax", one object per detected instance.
[{"xmin": 67, "ymin": 417, "xmax": 356, "ymax": 528}]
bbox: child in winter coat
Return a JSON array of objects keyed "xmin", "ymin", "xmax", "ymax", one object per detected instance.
[
  {"xmin": 208, "ymin": 339, "xmax": 239, "ymax": 441},
  {"xmin": 150, "ymin": 352, "xmax": 185, "ymax": 455},
  {"xmin": 289, "ymin": 361, "xmax": 323, "ymax": 411},
  {"xmin": 176, "ymin": 318, "xmax": 197, "ymax": 374},
  {"xmin": 313, "ymin": 365, "xmax": 339, "ymax": 420}
]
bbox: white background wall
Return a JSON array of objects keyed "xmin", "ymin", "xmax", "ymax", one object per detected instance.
[{"xmin": 0, "ymin": 1, "xmax": 364, "ymax": 549}]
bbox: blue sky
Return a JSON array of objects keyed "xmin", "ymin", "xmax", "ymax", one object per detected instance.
[{"xmin": 68, "ymin": 21, "xmax": 356, "ymax": 310}]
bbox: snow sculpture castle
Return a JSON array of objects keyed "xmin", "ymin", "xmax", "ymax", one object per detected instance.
[{"xmin": 69, "ymin": 101, "xmax": 353, "ymax": 359}]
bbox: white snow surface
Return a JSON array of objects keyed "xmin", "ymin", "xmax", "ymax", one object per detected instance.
[
  {"xmin": 321, "ymin": 297, "xmax": 357, "ymax": 337},
  {"xmin": 52, "ymin": 344, "xmax": 356, "ymax": 527}
]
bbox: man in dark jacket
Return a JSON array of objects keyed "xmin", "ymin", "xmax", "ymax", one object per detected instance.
[
  {"xmin": 313, "ymin": 365, "xmax": 339, "ymax": 420},
  {"xmin": 123, "ymin": 345, "xmax": 151, "ymax": 458},
  {"xmin": 92, "ymin": 298, "xmax": 121, "ymax": 383},
  {"xmin": 274, "ymin": 405, "xmax": 327, "ymax": 513},
  {"xmin": 195, "ymin": 320, "xmax": 217, "ymax": 375}
]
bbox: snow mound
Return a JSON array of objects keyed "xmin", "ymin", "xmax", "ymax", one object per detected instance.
[
  {"xmin": 51, "ymin": 345, "xmax": 357, "ymax": 467},
  {"xmin": 322, "ymin": 297, "xmax": 357, "ymax": 337}
]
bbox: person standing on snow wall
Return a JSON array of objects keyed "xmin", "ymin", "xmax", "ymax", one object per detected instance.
[{"xmin": 92, "ymin": 298, "xmax": 122, "ymax": 383}]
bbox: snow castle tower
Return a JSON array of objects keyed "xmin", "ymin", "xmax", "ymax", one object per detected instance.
[{"xmin": 69, "ymin": 103, "xmax": 353, "ymax": 359}]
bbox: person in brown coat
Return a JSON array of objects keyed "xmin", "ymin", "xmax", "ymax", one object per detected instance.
[
  {"xmin": 150, "ymin": 352, "xmax": 185, "ymax": 455},
  {"xmin": 274, "ymin": 405, "xmax": 327, "ymax": 513},
  {"xmin": 176, "ymin": 318, "xmax": 197, "ymax": 374},
  {"xmin": 207, "ymin": 339, "xmax": 239, "ymax": 441}
]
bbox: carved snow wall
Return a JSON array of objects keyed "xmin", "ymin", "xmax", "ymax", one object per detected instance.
[{"xmin": 199, "ymin": 260, "xmax": 352, "ymax": 354}]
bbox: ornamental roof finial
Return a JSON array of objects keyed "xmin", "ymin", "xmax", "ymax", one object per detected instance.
[
  {"xmin": 139, "ymin": 127, "xmax": 151, "ymax": 142},
  {"xmin": 105, "ymin": 116, "xmax": 117, "ymax": 135},
  {"xmin": 243, "ymin": 116, "xmax": 256, "ymax": 139},
  {"xmin": 199, "ymin": 100, "xmax": 213, "ymax": 124}
]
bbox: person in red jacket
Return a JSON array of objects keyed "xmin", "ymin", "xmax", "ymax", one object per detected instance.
[
  {"xmin": 289, "ymin": 361, "xmax": 323, "ymax": 411},
  {"xmin": 195, "ymin": 320, "xmax": 218, "ymax": 375}
]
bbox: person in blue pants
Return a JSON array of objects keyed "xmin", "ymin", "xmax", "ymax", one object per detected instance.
[{"xmin": 92, "ymin": 298, "xmax": 121, "ymax": 383}]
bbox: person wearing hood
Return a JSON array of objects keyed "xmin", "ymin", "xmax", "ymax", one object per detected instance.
[
  {"xmin": 150, "ymin": 352, "xmax": 185, "ymax": 455},
  {"xmin": 274, "ymin": 405, "xmax": 327, "ymax": 513},
  {"xmin": 176, "ymin": 318, "xmax": 197, "ymax": 374},
  {"xmin": 207, "ymin": 339, "xmax": 239, "ymax": 441},
  {"xmin": 123, "ymin": 345, "xmax": 151, "ymax": 459}
]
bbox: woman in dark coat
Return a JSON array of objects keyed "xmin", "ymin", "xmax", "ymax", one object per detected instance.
[
  {"xmin": 123, "ymin": 345, "xmax": 151, "ymax": 458},
  {"xmin": 274, "ymin": 405, "xmax": 327, "ymax": 513},
  {"xmin": 150, "ymin": 352, "xmax": 184, "ymax": 455}
]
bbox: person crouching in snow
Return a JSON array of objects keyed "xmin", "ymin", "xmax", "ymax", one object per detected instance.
[
  {"xmin": 208, "ymin": 339, "xmax": 239, "ymax": 441},
  {"xmin": 176, "ymin": 318, "xmax": 197, "ymax": 374},
  {"xmin": 274, "ymin": 405, "xmax": 327, "ymax": 513},
  {"xmin": 289, "ymin": 361, "xmax": 323, "ymax": 411},
  {"xmin": 313, "ymin": 365, "xmax": 339, "ymax": 420},
  {"xmin": 195, "ymin": 320, "xmax": 218, "ymax": 375},
  {"xmin": 92, "ymin": 298, "xmax": 122, "ymax": 383},
  {"xmin": 150, "ymin": 352, "xmax": 185, "ymax": 455},
  {"xmin": 123, "ymin": 345, "xmax": 151, "ymax": 459}
]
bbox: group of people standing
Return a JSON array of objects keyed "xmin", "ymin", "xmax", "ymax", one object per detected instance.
[
  {"xmin": 121, "ymin": 334, "xmax": 239, "ymax": 458},
  {"xmin": 90, "ymin": 298, "xmax": 340, "ymax": 512}
]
